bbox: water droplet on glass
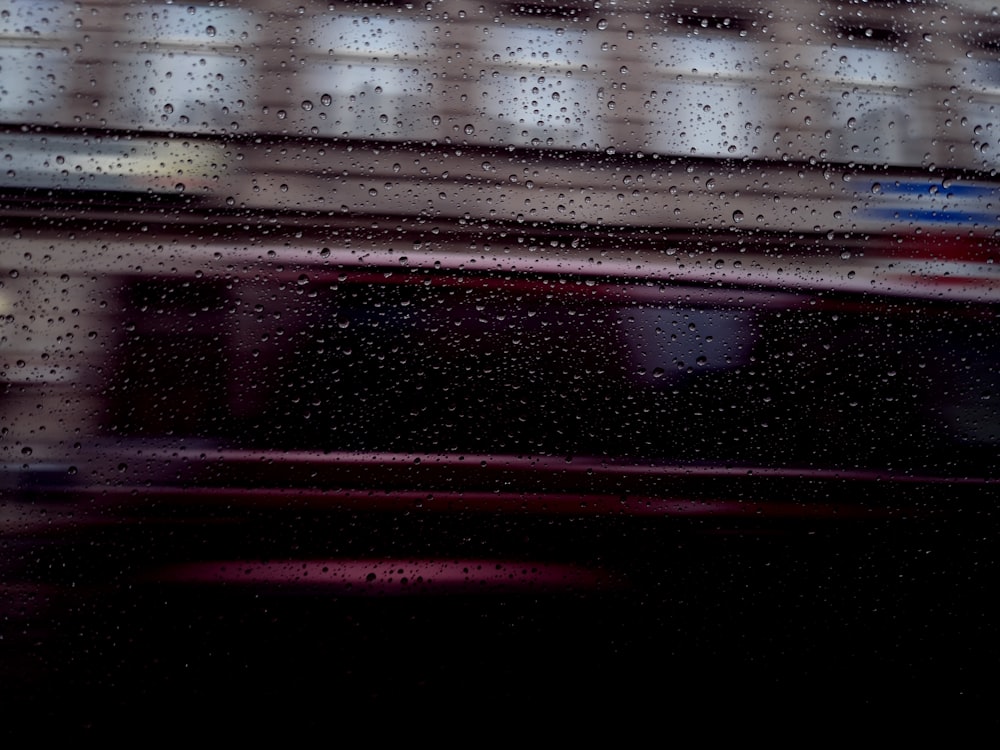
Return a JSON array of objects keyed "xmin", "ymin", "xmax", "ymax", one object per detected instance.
[
  {"xmin": 301, "ymin": 100, "xmax": 314, "ymax": 111},
  {"xmin": 732, "ymin": 210, "xmax": 745, "ymax": 223}
]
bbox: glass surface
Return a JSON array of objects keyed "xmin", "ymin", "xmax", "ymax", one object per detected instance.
[{"xmin": 2, "ymin": 0, "xmax": 999, "ymax": 731}]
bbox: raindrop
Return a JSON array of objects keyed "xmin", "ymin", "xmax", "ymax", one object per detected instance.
[
  {"xmin": 301, "ymin": 100, "xmax": 314, "ymax": 111},
  {"xmin": 732, "ymin": 210, "xmax": 745, "ymax": 223}
]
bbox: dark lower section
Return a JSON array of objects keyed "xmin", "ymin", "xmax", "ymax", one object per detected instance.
[{"xmin": 3, "ymin": 503, "xmax": 998, "ymax": 733}]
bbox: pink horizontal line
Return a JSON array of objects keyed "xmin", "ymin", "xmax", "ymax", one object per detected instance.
[
  {"xmin": 86, "ymin": 485, "xmax": 897, "ymax": 519},
  {"xmin": 150, "ymin": 558, "xmax": 616, "ymax": 593},
  {"xmin": 142, "ymin": 449, "xmax": 1000, "ymax": 485}
]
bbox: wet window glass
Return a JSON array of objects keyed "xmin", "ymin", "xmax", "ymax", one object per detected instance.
[{"xmin": 2, "ymin": 0, "xmax": 999, "ymax": 730}]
